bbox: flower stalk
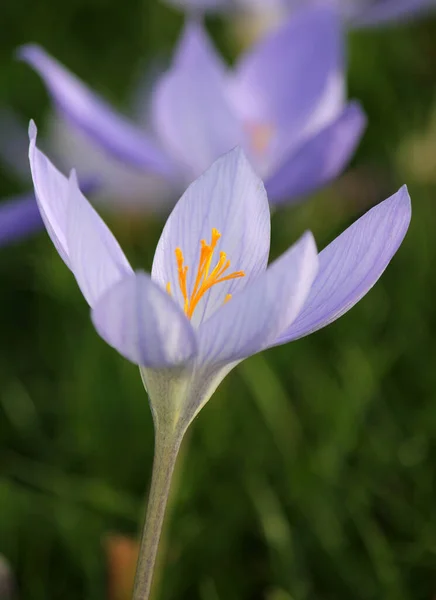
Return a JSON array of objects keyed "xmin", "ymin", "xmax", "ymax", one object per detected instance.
[{"xmin": 132, "ymin": 430, "xmax": 183, "ymax": 600}]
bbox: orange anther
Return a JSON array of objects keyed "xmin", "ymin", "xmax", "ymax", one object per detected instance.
[{"xmin": 167, "ymin": 229, "xmax": 245, "ymax": 320}]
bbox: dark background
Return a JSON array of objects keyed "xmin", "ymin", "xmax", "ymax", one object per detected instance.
[{"xmin": 0, "ymin": 1, "xmax": 436, "ymax": 599}]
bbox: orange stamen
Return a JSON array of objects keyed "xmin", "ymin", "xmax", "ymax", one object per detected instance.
[{"xmin": 166, "ymin": 229, "xmax": 245, "ymax": 319}]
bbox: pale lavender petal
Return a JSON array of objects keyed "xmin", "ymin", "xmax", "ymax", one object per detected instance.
[
  {"xmin": 29, "ymin": 122, "xmax": 132, "ymax": 305},
  {"xmin": 91, "ymin": 271, "xmax": 198, "ymax": 367},
  {"xmin": 172, "ymin": 20, "xmax": 227, "ymax": 73},
  {"xmin": 296, "ymin": 70, "xmax": 345, "ymax": 143},
  {"xmin": 151, "ymin": 23, "xmax": 244, "ymax": 178},
  {"xmin": 66, "ymin": 170, "xmax": 132, "ymax": 307},
  {"xmin": 0, "ymin": 193, "xmax": 42, "ymax": 246},
  {"xmin": 274, "ymin": 185, "xmax": 411, "ymax": 344},
  {"xmin": 19, "ymin": 44, "xmax": 175, "ymax": 177},
  {"xmin": 266, "ymin": 102, "xmax": 366, "ymax": 204},
  {"xmin": 0, "ymin": 181, "xmax": 97, "ymax": 248},
  {"xmin": 152, "ymin": 70, "xmax": 244, "ymax": 179},
  {"xmin": 351, "ymin": 0, "xmax": 435, "ymax": 27},
  {"xmin": 152, "ymin": 148, "xmax": 270, "ymax": 326},
  {"xmin": 230, "ymin": 6, "xmax": 343, "ymax": 139},
  {"xmin": 28, "ymin": 121, "xmax": 71, "ymax": 266},
  {"xmin": 198, "ymin": 231, "xmax": 318, "ymax": 365}
]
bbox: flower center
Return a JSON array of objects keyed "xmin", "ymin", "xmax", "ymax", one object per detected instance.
[
  {"xmin": 246, "ymin": 121, "xmax": 274, "ymax": 157},
  {"xmin": 166, "ymin": 228, "xmax": 245, "ymax": 320}
]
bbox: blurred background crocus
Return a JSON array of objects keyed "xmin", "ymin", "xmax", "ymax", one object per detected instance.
[
  {"xmin": 165, "ymin": 0, "xmax": 436, "ymax": 28},
  {"xmin": 11, "ymin": 6, "xmax": 364, "ymax": 230}
]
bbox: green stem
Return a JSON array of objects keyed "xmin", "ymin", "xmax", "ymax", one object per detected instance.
[{"xmin": 132, "ymin": 431, "xmax": 182, "ymax": 600}]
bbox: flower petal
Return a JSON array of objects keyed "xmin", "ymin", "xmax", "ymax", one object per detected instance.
[
  {"xmin": 351, "ymin": 0, "xmax": 435, "ymax": 27},
  {"xmin": 91, "ymin": 271, "xmax": 198, "ymax": 367},
  {"xmin": 296, "ymin": 70, "xmax": 345, "ymax": 143},
  {"xmin": 0, "ymin": 192, "xmax": 43, "ymax": 246},
  {"xmin": 230, "ymin": 6, "xmax": 343, "ymax": 138},
  {"xmin": 65, "ymin": 170, "xmax": 132, "ymax": 306},
  {"xmin": 152, "ymin": 147, "xmax": 270, "ymax": 326},
  {"xmin": 172, "ymin": 20, "xmax": 227, "ymax": 73},
  {"xmin": 28, "ymin": 121, "xmax": 71, "ymax": 266},
  {"xmin": 151, "ymin": 23, "xmax": 244, "ymax": 179},
  {"xmin": 19, "ymin": 44, "xmax": 175, "ymax": 177},
  {"xmin": 197, "ymin": 231, "xmax": 318, "ymax": 365},
  {"xmin": 274, "ymin": 185, "xmax": 411, "ymax": 344},
  {"xmin": 265, "ymin": 102, "xmax": 366, "ymax": 205},
  {"xmin": 29, "ymin": 123, "xmax": 132, "ymax": 305}
]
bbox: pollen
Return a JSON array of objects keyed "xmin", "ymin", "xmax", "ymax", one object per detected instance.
[{"xmin": 167, "ymin": 228, "xmax": 245, "ymax": 320}]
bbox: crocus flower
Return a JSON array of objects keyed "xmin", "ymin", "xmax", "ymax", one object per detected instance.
[
  {"xmin": 20, "ymin": 5, "xmax": 365, "ymax": 207},
  {"xmin": 165, "ymin": 0, "xmax": 436, "ymax": 27},
  {"xmin": 29, "ymin": 118, "xmax": 410, "ymax": 432},
  {"xmin": 29, "ymin": 121, "xmax": 410, "ymax": 599}
]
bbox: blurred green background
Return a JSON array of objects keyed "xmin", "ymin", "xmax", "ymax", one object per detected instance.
[{"xmin": 0, "ymin": 1, "xmax": 436, "ymax": 599}]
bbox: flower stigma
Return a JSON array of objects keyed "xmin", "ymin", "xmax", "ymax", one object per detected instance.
[
  {"xmin": 167, "ymin": 228, "xmax": 245, "ymax": 319},
  {"xmin": 246, "ymin": 121, "xmax": 274, "ymax": 157}
]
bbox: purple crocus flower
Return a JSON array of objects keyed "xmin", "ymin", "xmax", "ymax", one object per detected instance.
[
  {"xmin": 20, "ymin": 5, "xmax": 365, "ymax": 207},
  {"xmin": 29, "ymin": 120, "xmax": 410, "ymax": 432},
  {"xmin": 166, "ymin": 0, "xmax": 436, "ymax": 27},
  {"xmin": 29, "ymin": 119, "xmax": 410, "ymax": 597}
]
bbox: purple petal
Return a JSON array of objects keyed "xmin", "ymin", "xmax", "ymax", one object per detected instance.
[
  {"xmin": 266, "ymin": 102, "xmax": 366, "ymax": 204},
  {"xmin": 295, "ymin": 69, "xmax": 345, "ymax": 144},
  {"xmin": 28, "ymin": 121, "xmax": 71, "ymax": 266},
  {"xmin": 66, "ymin": 170, "xmax": 133, "ymax": 306},
  {"xmin": 230, "ymin": 6, "xmax": 343, "ymax": 140},
  {"xmin": 151, "ymin": 23, "xmax": 244, "ymax": 179},
  {"xmin": 274, "ymin": 185, "xmax": 411, "ymax": 345},
  {"xmin": 172, "ymin": 20, "xmax": 227, "ymax": 73},
  {"xmin": 152, "ymin": 148, "xmax": 270, "ymax": 326},
  {"xmin": 91, "ymin": 271, "xmax": 198, "ymax": 367},
  {"xmin": 19, "ymin": 44, "xmax": 175, "ymax": 177},
  {"xmin": 29, "ymin": 122, "xmax": 132, "ymax": 305},
  {"xmin": 0, "ymin": 193, "xmax": 43, "ymax": 246},
  {"xmin": 351, "ymin": 0, "xmax": 435, "ymax": 27},
  {"xmin": 198, "ymin": 231, "xmax": 318, "ymax": 365}
]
